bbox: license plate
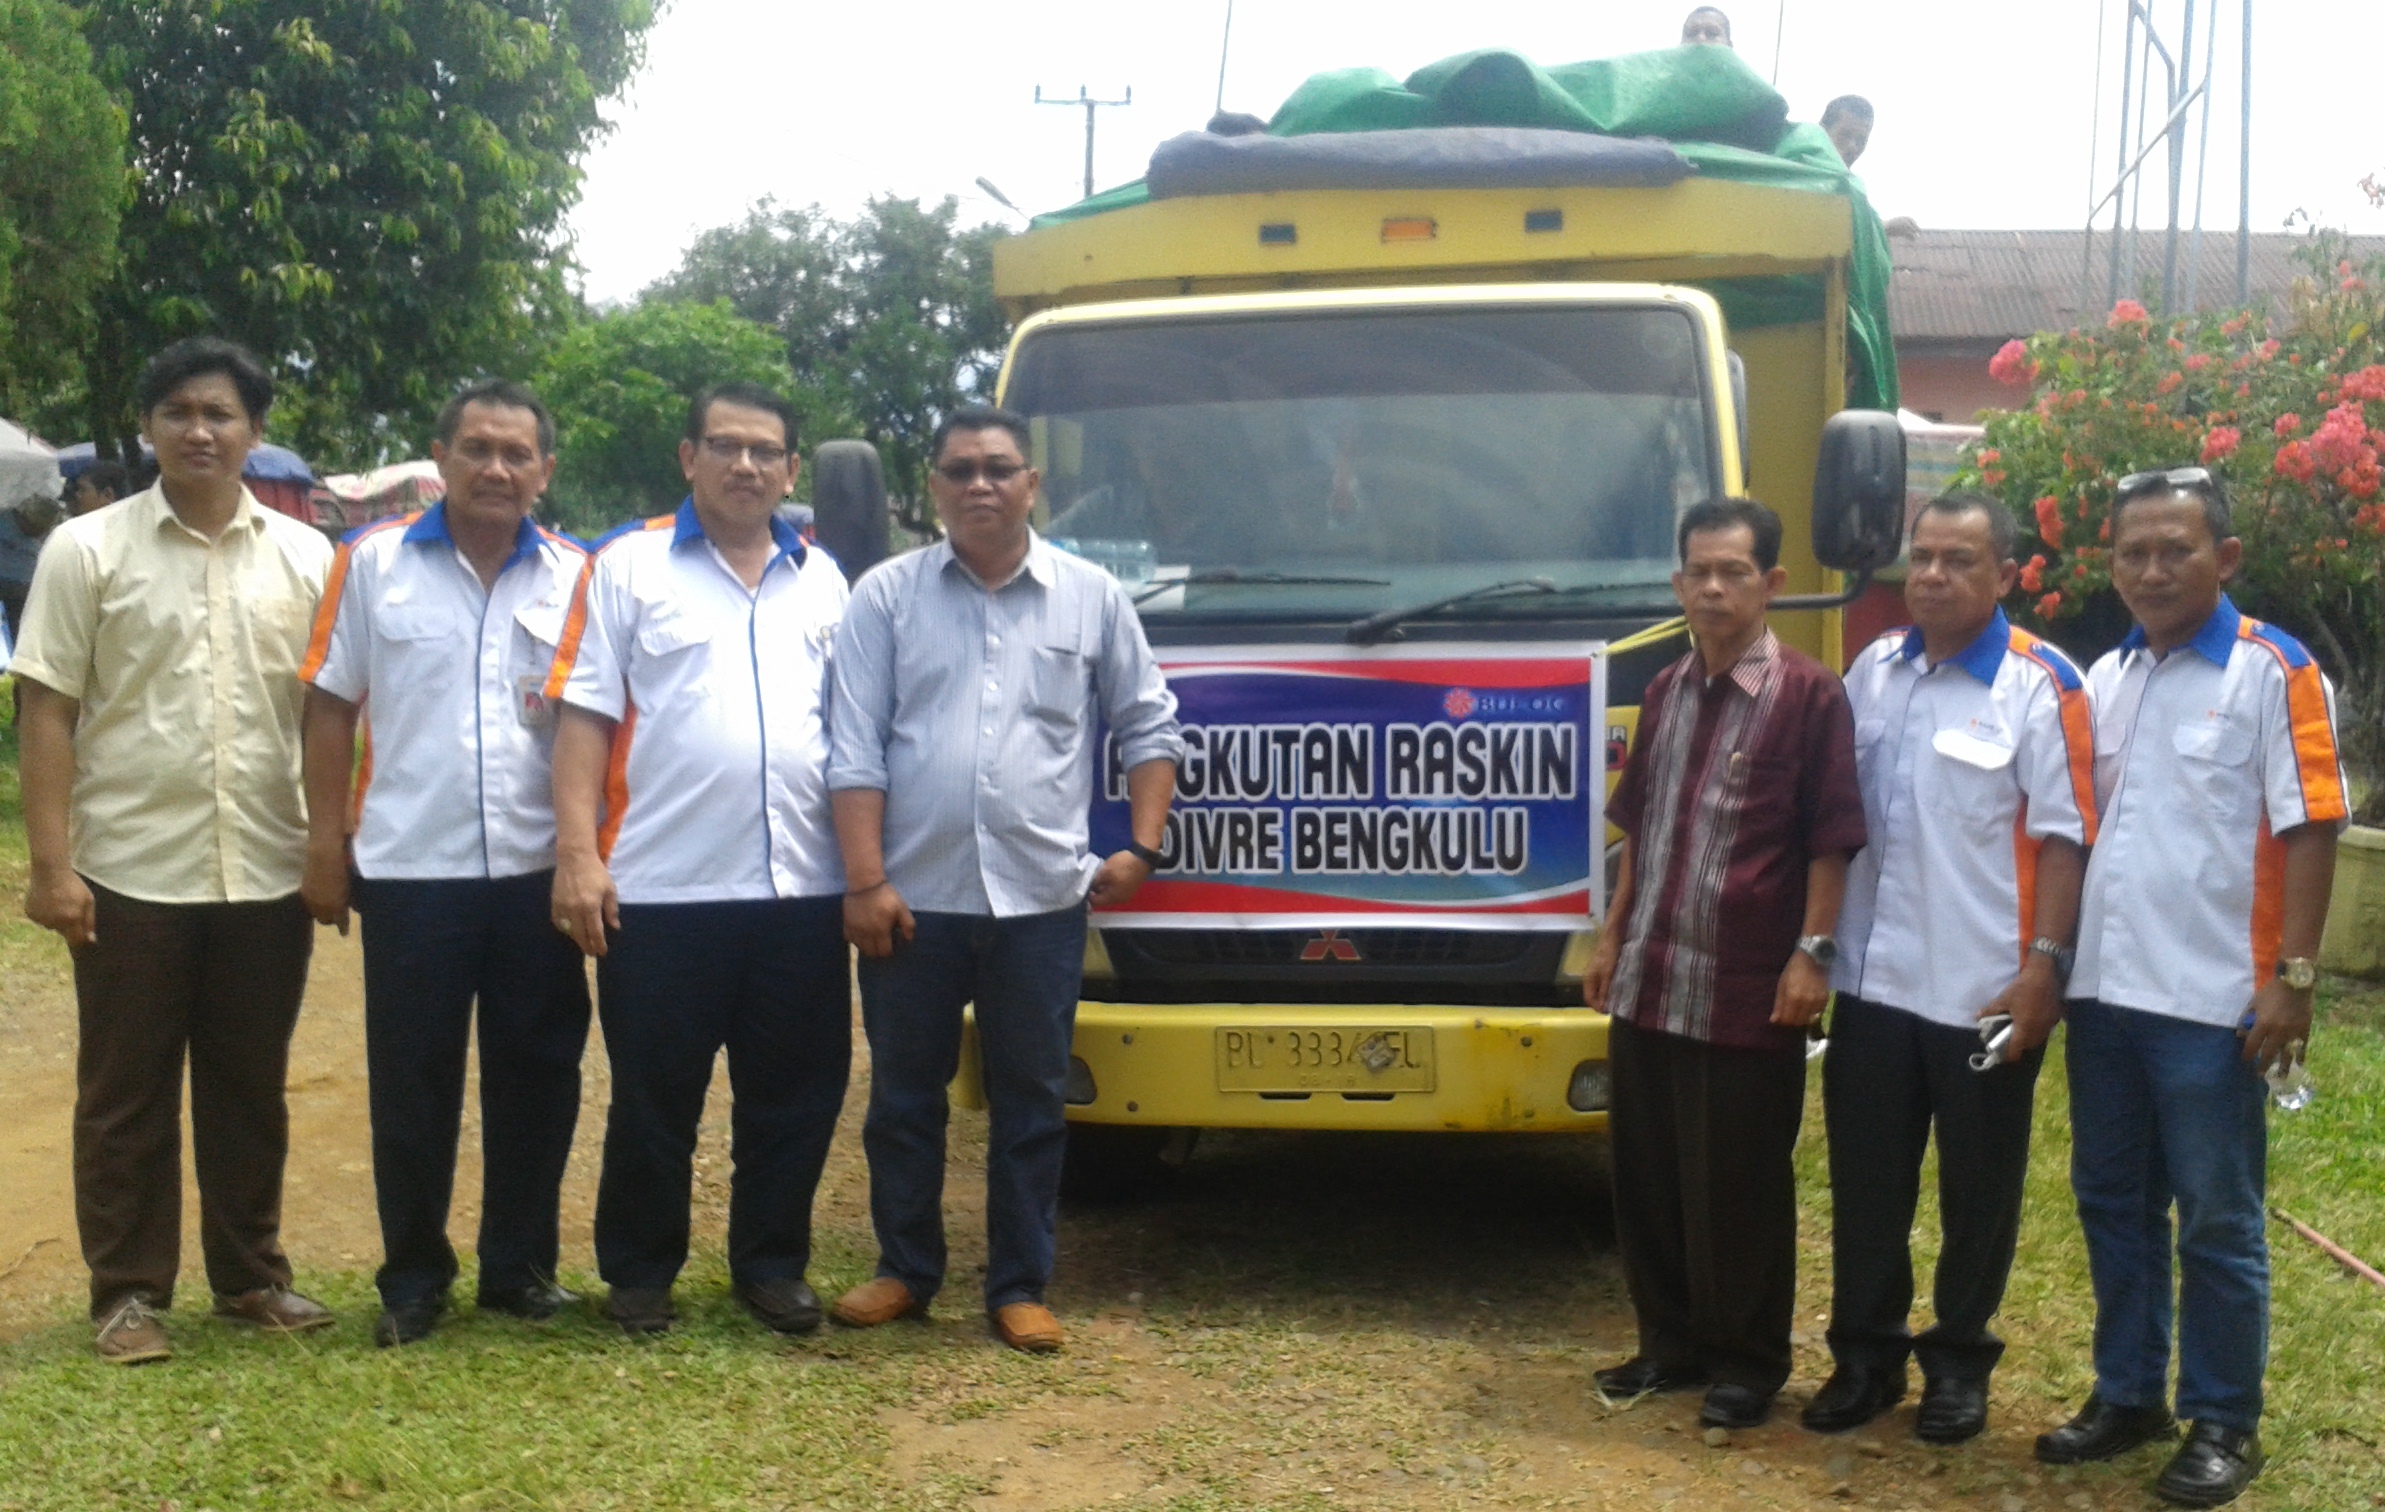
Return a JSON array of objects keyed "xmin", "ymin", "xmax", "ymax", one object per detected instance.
[{"xmin": 1214, "ymin": 1026, "xmax": 1436, "ymax": 1093}]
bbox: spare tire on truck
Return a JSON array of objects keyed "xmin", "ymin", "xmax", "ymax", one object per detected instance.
[{"xmin": 809, "ymin": 439, "xmax": 889, "ymax": 582}]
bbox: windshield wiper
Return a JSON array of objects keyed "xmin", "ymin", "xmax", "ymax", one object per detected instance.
[
  {"xmin": 1346, "ymin": 577, "xmax": 1555, "ymax": 644},
  {"xmin": 1133, "ymin": 568, "xmax": 1390, "ymax": 605}
]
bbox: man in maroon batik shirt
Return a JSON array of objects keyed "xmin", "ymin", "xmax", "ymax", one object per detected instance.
[{"xmin": 1583, "ymin": 496, "xmax": 1868, "ymax": 1431}]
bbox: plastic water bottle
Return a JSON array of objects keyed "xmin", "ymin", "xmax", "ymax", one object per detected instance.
[{"xmin": 2265, "ymin": 1052, "xmax": 2315, "ymax": 1112}]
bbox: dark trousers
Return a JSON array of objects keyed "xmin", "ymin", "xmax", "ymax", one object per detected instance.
[
  {"xmin": 1608, "ymin": 1015, "xmax": 1808, "ymax": 1394},
  {"xmin": 354, "ymin": 872, "xmax": 591, "ymax": 1308},
  {"xmin": 1822, "ymin": 994, "xmax": 2043, "ymax": 1382},
  {"xmin": 70, "ymin": 882, "xmax": 313, "ymax": 1317},
  {"xmin": 857, "ymin": 905, "xmax": 1087, "ymax": 1312},
  {"xmin": 592, "ymin": 896, "xmax": 850, "ymax": 1291}
]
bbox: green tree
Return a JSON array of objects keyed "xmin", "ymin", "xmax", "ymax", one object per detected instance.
[
  {"xmin": 78, "ymin": 0, "xmax": 658, "ymax": 465},
  {"xmin": 648, "ymin": 195, "xmax": 1009, "ymax": 528},
  {"xmin": 533, "ymin": 299, "xmax": 798, "ymax": 537},
  {"xmin": 0, "ymin": 0, "xmax": 125, "ymax": 425}
]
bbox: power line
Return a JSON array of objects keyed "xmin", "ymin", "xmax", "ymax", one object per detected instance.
[{"xmin": 1035, "ymin": 85, "xmax": 1133, "ymax": 202}]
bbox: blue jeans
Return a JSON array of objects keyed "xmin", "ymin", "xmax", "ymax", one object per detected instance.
[
  {"xmin": 2065, "ymin": 999, "xmax": 2270, "ymax": 1430},
  {"xmin": 857, "ymin": 905, "xmax": 1086, "ymax": 1312}
]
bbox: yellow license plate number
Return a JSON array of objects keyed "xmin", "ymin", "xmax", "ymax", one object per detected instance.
[{"xmin": 1214, "ymin": 1027, "xmax": 1436, "ymax": 1093}]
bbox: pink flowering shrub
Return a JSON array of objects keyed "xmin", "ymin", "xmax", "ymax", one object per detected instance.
[{"xmin": 1953, "ymin": 233, "xmax": 2385, "ymax": 819}]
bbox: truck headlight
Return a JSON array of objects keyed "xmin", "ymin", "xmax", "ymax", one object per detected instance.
[{"xmin": 1567, "ymin": 1061, "xmax": 1610, "ymax": 1113}]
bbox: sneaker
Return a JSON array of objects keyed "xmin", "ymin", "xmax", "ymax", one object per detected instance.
[{"xmin": 94, "ymin": 1297, "xmax": 171, "ymax": 1365}]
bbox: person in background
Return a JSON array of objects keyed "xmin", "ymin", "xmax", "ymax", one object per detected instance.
[
  {"xmin": 1808, "ymin": 493, "xmax": 2094, "ymax": 1444},
  {"xmin": 1582, "ymin": 496, "xmax": 1866, "ymax": 1431},
  {"xmin": 1681, "ymin": 6, "xmax": 1733, "ymax": 46},
  {"xmin": 1822, "ymin": 96, "xmax": 1875, "ymax": 169},
  {"xmin": 11, "ymin": 337, "xmax": 336, "ymax": 1364},
  {"xmin": 299, "ymin": 379, "xmax": 592, "ymax": 1347},
  {"xmin": 826, "ymin": 405, "xmax": 1181, "ymax": 1354},
  {"xmin": 70, "ymin": 461, "xmax": 133, "ymax": 517},
  {"xmin": 547, "ymin": 382, "xmax": 853, "ymax": 1339},
  {"xmin": 2041, "ymin": 467, "xmax": 2345, "ymax": 1509}
]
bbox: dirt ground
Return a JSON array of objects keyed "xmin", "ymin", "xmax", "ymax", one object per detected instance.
[{"xmin": 0, "ymin": 930, "xmax": 2156, "ymax": 1511}]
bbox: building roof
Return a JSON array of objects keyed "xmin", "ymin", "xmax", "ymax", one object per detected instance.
[{"xmin": 1886, "ymin": 228, "xmax": 2385, "ymax": 344}]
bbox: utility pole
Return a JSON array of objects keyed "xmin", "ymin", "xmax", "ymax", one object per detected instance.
[
  {"xmin": 1216, "ymin": 0, "xmax": 1235, "ymax": 115},
  {"xmin": 1036, "ymin": 85, "xmax": 1132, "ymax": 202},
  {"xmin": 2236, "ymin": 0, "xmax": 2253, "ymax": 306}
]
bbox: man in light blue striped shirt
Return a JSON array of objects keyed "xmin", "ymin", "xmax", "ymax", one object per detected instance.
[{"xmin": 826, "ymin": 405, "xmax": 1181, "ymax": 1353}]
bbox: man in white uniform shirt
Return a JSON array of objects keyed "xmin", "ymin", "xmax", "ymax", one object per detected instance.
[
  {"xmin": 547, "ymin": 383, "xmax": 852, "ymax": 1337},
  {"xmin": 2041, "ymin": 468, "xmax": 2344, "ymax": 1509},
  {"xmin": 300, "ymin": 380, "xmax": 592, "ymax": 1346},
  {"xmin": 1809, "ymin": 493, "xmax": 2095, "ymax": 1443}
]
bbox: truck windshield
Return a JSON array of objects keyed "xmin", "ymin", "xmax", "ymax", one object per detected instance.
[{"xmin": 1004, "ymin": 303, "xmax": 1714, "ymax": 623}]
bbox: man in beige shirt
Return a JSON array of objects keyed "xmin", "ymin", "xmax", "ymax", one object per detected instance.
[{"xmin": 10, "ymin": 338, "xmax": 336, "ymax": 1363}]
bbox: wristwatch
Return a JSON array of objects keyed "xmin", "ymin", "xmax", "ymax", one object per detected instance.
[
  {"xmin": 2278, "ymin": 957, "xmax": 2318, "ymax": 992},
  {"xmin": 1796, "ymin": 934, "xmax": 1837, "ymax": 968},
  {"xmin": 1125, "ymin": 840, "xmax": 1167, "ymax": 868},
  {"xmin": 2029, "ymin": 936, "xmax": 2076, "ymax": 984}
]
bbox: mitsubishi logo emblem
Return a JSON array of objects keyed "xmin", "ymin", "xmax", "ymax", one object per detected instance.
[{"xmin": 1300, "ymin": 929, "xmax": 1362, "ymax": 962}]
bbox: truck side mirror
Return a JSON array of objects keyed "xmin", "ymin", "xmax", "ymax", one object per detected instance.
[
  {"xmin": 1811, "ymin": 410, "xmax": 1905, "ymax": 572},
  {"xmin": 809, "ymin": 439, "xmax": 890, "ymax": 583}
]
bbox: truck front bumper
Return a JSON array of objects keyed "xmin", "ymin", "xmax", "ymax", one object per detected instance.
[{"xmin": 1013, "ymin": 1002, "xmax": 1610, "ymax": 1133}]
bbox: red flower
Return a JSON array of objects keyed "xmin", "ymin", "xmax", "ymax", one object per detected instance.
[
  {"xmin": 2200, "ymin": 427, "xmax": 2241, "ymax": 463},
  {"xmin": 2274, "ymin": 413, "xmax": 2303, "ymax": 437},
  {"xmin": 1989, "ymin": 339, "xmax": 2035, "ymax": 387},
  {"xmin": 2157, "ymin": 372, "xmax": 2184, "ymax": 395},
  {"xmin": 2038, "ymin": 592, "xmax": 2064, "ymax": 618},
  {"xmin": 2108, "ymin": 299, "xmax": 2151, "ymax": 327},
  {"xmin": 2019, "ymin": 554, "xmax": 2047, "ymax": 593},
  {"xmin": 2033, "ymin": 495, "xmax": 2065, "ymax": 547},
  {"xmin": 2275, "ymin": 440, "xmax": 2318, "ymax": 483},
  {"xmin": 2342, "ymin": 365, "xmax": 2385, "ymax": 403},
  {"xmin": 2184, "ymin": 353, "xmax": 2214, "ymax": 373}
]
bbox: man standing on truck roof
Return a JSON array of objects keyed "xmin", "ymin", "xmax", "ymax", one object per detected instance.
[
  {"xmin": 1582, "ymin": 496, "xmax": 1866, "ymax": 1431},
  {"xmin": 546, "ymin": 381, "xmax": 854, "ymax": 1339},
  {"xmin": 2039, "ymin": 467, "xmax": 2343, "ymax": 1509},
  {"xmin": 1822, "ymin": 96, "xmax": 1874, "ymax": 169},
  {"xmin": 1680, "ymin": 6, "xmax": 1733, "ymax": 46},
  {"xmin": 826, "ymin": 404, "xmax": 1181, "ymax": 1354},
  {"xmin": 298, "ymin": 379, "xmax": 593, "ymax": 1348},
  {"xmin": 1806, "ymin": 492, "xmax": 2094, "ymax": 1444}
]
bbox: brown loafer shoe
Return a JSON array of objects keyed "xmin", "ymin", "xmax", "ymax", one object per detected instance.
[
  {"xmin": 991, "ymin": 1302, "xmax": 1064, "ymax": 1354},
  {"xmin": 94, "ymin": 1297, "xmax": 171, "ymax": 1365},
  {"xmin": 831, "ymin": 1277, "xmax": 926, "ymax": 1328},
  {"xmin": 212, "ymin": 1286, "xmax": 335, "ymax": 1333}
]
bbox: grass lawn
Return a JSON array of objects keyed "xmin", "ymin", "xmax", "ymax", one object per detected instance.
[{"xmin": 0, "ymin": 677, "xmax": 2378, "ymax": 1509}]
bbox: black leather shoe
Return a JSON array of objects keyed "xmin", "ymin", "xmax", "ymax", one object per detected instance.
[
  {"xmin": 2035, "ymin": 1394, "xmax": 2179, "ymax": 1464},
  {"xmin": 2154, "ymin": 1422, "xmax": 2264, "ymax": 1507},
  {"xmin": 477, "ymin": 1281, "xmax": 582, "ymax": 1321},
  {"xmin": 1593, "ymin": 1355, "xmax": 1708, "ymax": 1398},
  {"xmin": 373, "ymin": 1294, "xmax": 446, "ymax": 1348},
  {"xmin": 604, "ymin": 1287, "xmax": 676, "ymax": 1336},
  {"xmin": 1914, "ymin": 1376, "xmax": 1989, "ymax": 1444},
  {"xmin": 733, "ymin": 1277, "xmax": 823, "ymax": 1336},
  {"xmin": 1699, "ymin": 1383, "xmax": 1774, "ymax": 1430},
  {"xmin": 1802, "ymin": 1363, "xmax": 1908, "ymax": 1433}
]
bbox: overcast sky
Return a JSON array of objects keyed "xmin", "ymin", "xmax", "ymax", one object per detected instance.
[{"xmin": 569, "ymin": 0, "xmax": 2385, "ymax": 305}]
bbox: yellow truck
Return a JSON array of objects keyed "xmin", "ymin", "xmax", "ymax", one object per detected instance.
[{"xmin": 910, "ymin": 91, "xmax": 1909, "ymax": 1183}]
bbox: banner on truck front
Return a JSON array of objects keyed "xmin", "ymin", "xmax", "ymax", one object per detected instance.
[{"xmin": 1090, "ymin": 642, "xmax": 1605, "ymax": 930}]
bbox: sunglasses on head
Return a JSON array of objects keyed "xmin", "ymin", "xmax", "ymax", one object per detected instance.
[{"xmin": 2114, "ymin": 465, "xmax": 2216, "ymax": 500}]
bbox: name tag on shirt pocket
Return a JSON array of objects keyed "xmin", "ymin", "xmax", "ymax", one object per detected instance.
[{"xmin": 1931, "ymin": 727, "xmax": 2017, "ymax": 771}]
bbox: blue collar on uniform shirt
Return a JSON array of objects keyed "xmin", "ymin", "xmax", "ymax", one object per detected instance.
[
  {"xmin": 669, "ymin": 496, "xmax": 806, "ymax": 569},
  {"xmin": 1898, "ymin": 605, "xmax": 2010, "ymax": 684},
  {"xmin": 404, "ymin": 501, "xmax": 544, "ymax": 574},
  {"xmin": 2118, "ymin": 593, "xmax": 2239, "ymax": 667}
]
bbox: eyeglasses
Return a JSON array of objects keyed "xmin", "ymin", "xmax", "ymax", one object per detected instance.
[
  {"xmin": 934, "ymin": 459, "xmax": 1027, "ymax": 486},
  {"xmin": 699, "ymin": 437, "xmax": 790, "ymax": 468},
  {"xmin": 2114, "ymin": 465, "xmax": 2214, "ymax": 499}
]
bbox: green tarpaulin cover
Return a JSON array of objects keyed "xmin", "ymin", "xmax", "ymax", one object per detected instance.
[{"xmin": 1034, "ymin": 44, "xmax": 1897, "ymax": 410}]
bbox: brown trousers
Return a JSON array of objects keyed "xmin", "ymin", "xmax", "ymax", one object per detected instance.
[{"xmin": 72, "ymin": 881, "xmax": 313, "ymax": 1317}]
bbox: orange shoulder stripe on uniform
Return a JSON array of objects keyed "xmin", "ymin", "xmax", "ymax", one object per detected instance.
[
  {"xmin": 2008, "ymin": 629, "xmax": 2099, "ymax": 846},
  {"xmin": 538, "ymin": 513, "xmax": 671, "ymax": 703},
  {"xmin": 299, "ymin": 512, "xmax": 415, "ymax": 684},
  {"xmin": 2237, "ymin": 618, "xmax": 2348, "ymax": 826}
]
